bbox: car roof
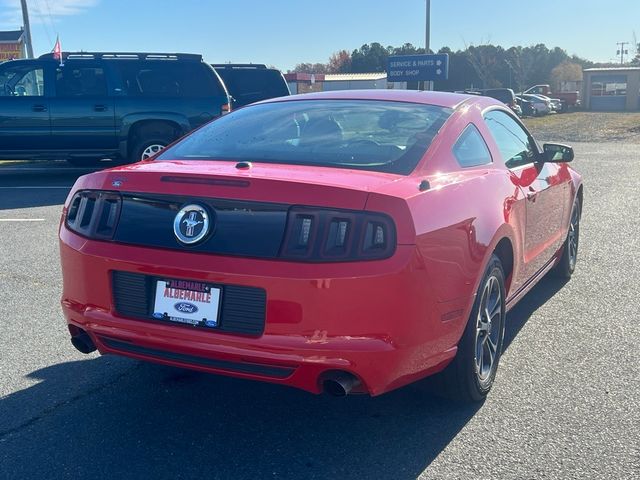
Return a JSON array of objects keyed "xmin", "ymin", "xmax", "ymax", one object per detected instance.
[
  {"xmin": 260, "ymin": 89, "xmax": 496, "ymax": 110},
  {"xmin": 0, "ymin": 53, "xmax": 203, "ymax": 65}
]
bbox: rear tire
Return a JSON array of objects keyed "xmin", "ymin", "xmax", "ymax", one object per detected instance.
[
  {"xmin": 127, "ymin": 122, "xmax": 181, "ymax": 163},
  {"xmin": 130, "ymin": 137, "xmax": 170, "ymax": 163},
  {"xmin": 553, "ymin": 197, "xmax": 581, "ymax": 278},
  {"xmin": 438, "ymin": 254, "xmax": 506, "ymax": 403}
]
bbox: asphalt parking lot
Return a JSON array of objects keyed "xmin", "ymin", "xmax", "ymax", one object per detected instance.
[{"xmin": 0, "ymin": 144, "xmax": 638, "ymax": 480}]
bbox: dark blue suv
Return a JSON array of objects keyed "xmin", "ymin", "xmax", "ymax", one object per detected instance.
[{"xmin": 0, "ymin": 52, "xmax": 230, "ymax": 165}]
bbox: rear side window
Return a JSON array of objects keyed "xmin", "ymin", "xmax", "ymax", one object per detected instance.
[
  {"xmin": 452, "ymin": 124, "xmax": 492, "ymax": 167},
  {"xmin": 483, "ymin": 110, "xmax": 537, "ymax": 168},
  {"xmin": 56, "ymin": 65, "xmax": 107, "ymax": 97},
  {"xmin": 110, "ymin": 61, "xmax": 225, "ymax": 97}
]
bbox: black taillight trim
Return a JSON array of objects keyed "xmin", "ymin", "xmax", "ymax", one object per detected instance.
[
  {"xmin": 280, "ymin": 212, "xmax": 320, "ymax": 258},
  {"xmin": 358, "ymin": 217, "xmax": 396, "ymax": 259},
  {"xmin": 65, "ymin": 191, "xmax": 397, "ymax": 262},
  {"xmin": 65, "ymin": 190, "xmax": 122, "ymax": 240},
  {"xmin": 279, "ymin": 207, "xmax": 396, "ymax": 262}
]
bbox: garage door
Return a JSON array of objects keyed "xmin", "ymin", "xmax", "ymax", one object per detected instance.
[{"xmin": 590, "ymin": 74, "xmax": 627, "ymax": 111}]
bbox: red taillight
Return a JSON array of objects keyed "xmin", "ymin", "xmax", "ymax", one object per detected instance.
[{"xmin": 279, "ymin": 207, "xmax": 396, "ymax": 262}]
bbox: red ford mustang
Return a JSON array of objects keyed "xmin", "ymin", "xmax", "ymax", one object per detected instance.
[{"xmin": 59, "ymin": 90, "xmax": 582, "ymax": 402}]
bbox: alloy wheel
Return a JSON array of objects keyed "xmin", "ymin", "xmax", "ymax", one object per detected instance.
[
  {"xmin": 475, "ymin": 275, "xmax": 503, "ymax": 382},
  {"xmin": 568, "ymin": 204, "xmax": 580, "ymax": 270},
  {"xmin": 141, "ymin": 144, "xmax": 165, "ymax": 160}
]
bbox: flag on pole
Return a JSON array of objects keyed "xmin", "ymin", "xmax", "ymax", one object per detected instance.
[{"xmin": 52, "ymin": 36, "xmax": 62, "ymax": 65}]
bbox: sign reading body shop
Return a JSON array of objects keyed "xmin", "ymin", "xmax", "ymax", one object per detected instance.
[
  {"xmin": 0, "ymin": 43, "xmax": 23, "ymax": 61},
  {"xmin": 387, "ymin": 54, "xmax": 449, "ymax": 83}
]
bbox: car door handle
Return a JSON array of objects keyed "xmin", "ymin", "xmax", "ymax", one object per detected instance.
[
  {"xmin": 32, "ymin": 104, "xmax": 47, "ymax": 112},
  {"xmin": 94, "ymin": 104, "xmax": 108, "ymax": 112}
]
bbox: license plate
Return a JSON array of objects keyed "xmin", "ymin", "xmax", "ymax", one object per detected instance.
[{"xmin": 152, "ymin": 279, "xmax": 221, "ymax": 328}]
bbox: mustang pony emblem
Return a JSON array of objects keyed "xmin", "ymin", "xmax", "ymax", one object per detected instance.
[
  {"xmin": 182, "ymin": 213, "xmax": 204, "ymax": 237},
  {"xmin": 173, "ymin": 204, "xmax": 210, "ymax": 245}
]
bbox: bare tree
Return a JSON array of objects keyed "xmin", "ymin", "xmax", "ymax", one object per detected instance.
[
  {"xmin": 550, "ymin": 61, "xmax": 583, "ymax": 91},
  {"xmin": 465, "ymin": 43, "xmax": 502, "ymax": 89}
]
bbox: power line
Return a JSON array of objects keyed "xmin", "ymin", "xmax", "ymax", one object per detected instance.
[
  {"xmin": 42, "ymin": 0, "xmax": 58, "ymax": 36},
  {"xmin": 32, "ymin": 0, "xmax": 53, "ymax": 46}
]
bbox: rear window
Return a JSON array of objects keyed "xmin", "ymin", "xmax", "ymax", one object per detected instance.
[
  {"xmin": 215, "ymin": 68, "xmax": 289, "ymax": 107},
  {"xmin": 158, "ymin": 99, "xmax": 452, "ymax": 174},
  {"xmin": 109, "ymin": 61, "xmax": 225, "ymax": 97}
]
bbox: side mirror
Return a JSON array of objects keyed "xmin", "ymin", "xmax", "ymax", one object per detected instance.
[{"xmin": 543, "ymin": 143, "xmax": 574, "ymax": 163}]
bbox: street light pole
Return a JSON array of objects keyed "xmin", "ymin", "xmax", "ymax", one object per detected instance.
[
  {"xmin": 425, "ymin": 0, "xmax": 430, "ymax": 54},
  {"xmin": 424, "ymin": 0, "xmax": 431, "ymax": 54},
  {"xmin": 20, "ymin": 0, "xmax": 34, "ymax": 59},
  {"xmin": 424, "ymin": 0, "xmax": 431, "ymax": 91}
]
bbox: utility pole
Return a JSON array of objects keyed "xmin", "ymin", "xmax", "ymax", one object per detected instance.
[
  {"xmin": 616, "ymin": 41, "xmax": 628, "ymax": 64},
  {"xmin": 425, "ymin": 0, "xmax": 430, "ymax": 54},
  {"xmin": 424, "ymin": 0, "xmax": 431, "ymax": 91},
  {"xmin": 20, "ymin": 0, "xmax": 34, "ymax": 59}
]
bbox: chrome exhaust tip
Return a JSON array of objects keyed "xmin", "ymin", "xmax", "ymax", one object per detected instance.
[{"xmin": 322, "ymin": 371, "xmax": 360, "ymax": 397}]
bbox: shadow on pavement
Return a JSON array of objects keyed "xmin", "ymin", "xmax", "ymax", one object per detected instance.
[
  {"xmin": 503, "ymin": 275, "xmax": 569, "ymax": 350},
  {"xmin": 0, "ymin": 277, "xmax": 569, "ymax": 479},
  {"xmin": 0, "ymin": 358, "xmax": 480, "ymax": 479},
  {"xmin": 0, "ymin": 161, "xmax": 116, "ymax": 210},
  {"xmin": 0, "ymin": 172, "xmax": 82, "ymax": 210},
  {"xmin": 0, "ymin": 188, "xmax": 71, "ymax": 210}
]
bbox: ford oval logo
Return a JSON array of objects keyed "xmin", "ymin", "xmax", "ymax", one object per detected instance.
[{"xmin": 174, "ymin": 302, "xmax": 198, "ymax": 314}]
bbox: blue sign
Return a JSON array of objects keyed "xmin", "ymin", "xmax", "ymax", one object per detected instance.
[{"xmin": 387, "ymin": 54, "xmax": 449, "ymax": 82}]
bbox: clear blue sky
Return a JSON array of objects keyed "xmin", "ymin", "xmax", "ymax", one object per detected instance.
[{"xmin": 1, "ymin": 0, "xmax": 638, "ymax": 69}]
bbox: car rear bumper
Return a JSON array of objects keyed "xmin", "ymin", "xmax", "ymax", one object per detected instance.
[{"xmin": 60, "ymin": 228, "xmax": 468, "ymax": 395}]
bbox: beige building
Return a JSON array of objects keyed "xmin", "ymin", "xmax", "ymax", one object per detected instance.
[
  {"xmin": 322, "ymin": 73, "xmax": 389, "ymax": 91},
  {"xmin": 582, "ymin": 67, "xmax": 640, "ymax": 111},
  {"xmin": 284, "ymin": 72, "xmax": 410, "ymax": 94}
]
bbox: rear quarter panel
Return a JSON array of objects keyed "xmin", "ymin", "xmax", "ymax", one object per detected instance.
[
  {"xmin": 368, "ymin": 100, "xmax": 526, "ymax": 342},
  {"xmin": 371, "ymin": 170, "xmax": 523, "ymax": 304}
]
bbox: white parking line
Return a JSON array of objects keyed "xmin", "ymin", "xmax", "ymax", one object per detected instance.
[{"xmin": 0, "ymin": 218, "xmax": 46, "ymax": 222}]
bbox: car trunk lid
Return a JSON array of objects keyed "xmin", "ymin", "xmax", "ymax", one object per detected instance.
[{"xmin": 84, "ymin": 159, "xmax": 403, "ymax": 210}]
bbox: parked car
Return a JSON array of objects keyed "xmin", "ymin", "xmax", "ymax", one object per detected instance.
[
  {"xmin": 516, "ymin": 96, "xmax": 536, "ymax": 117},
  {"xmin": 60, "ymin": 90, "xmax": 582, "ymax": 403},
  {"xmin": 480, "ymin": 88, "xmax": 521, "ymax": 115},
  {"xmin": 212, "ymin": 63, "xmax": 289, "ymax": 109},
  {"xmin": 0, "ymin": 52, "xmax": 231, "ymax": 165},
  {"xmin": 518, "ymin": 93, "xmax": 551, "ymax": 115},
  {"xmin": 533, "ymin": 93, "xmax": 563, "ymax": 112},
  {"xmin": 524, "ymin": 84, "xmax": 580, "ymax": 112}
]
